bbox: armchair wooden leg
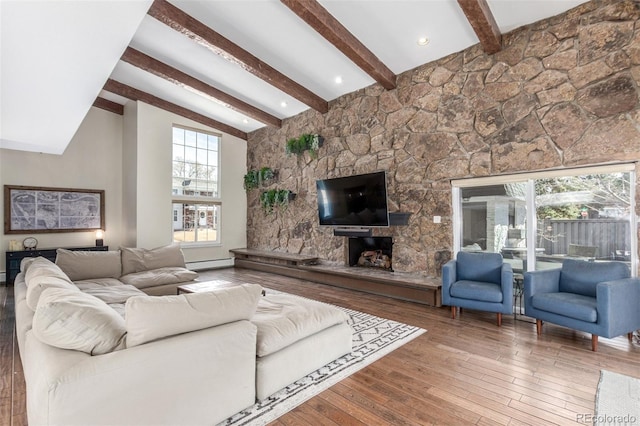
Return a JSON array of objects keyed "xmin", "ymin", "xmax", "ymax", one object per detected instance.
[
  {"xmin": 628, "ymin": 332, "xmax": 633, "ymax": 341},
  {"xmin": 451, "ymin": 306, "xmax": 456, "ymax": 319},
  {"xmin": 536, "ymin": 319, "xmax": 542, "ymax": 336},
  {"xmin": 496, "ymin": 313, "xmax": 502, "ymax": 327},
  {"xmin": 592, "ymin": 335, "xmax": 598, "ymax": 352}
]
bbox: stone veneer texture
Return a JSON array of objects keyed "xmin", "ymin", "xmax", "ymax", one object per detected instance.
[{"xmin": 246, "ymin": 0, "xmax": 640, "ymax": 276}]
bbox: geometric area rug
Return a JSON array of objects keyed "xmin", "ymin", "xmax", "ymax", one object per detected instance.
[
  {"xmin": 218, "ymin": 294, "xmax": 427, "ymax": 426},
  {"xmin": 594, "ymin": 370, "xmax": 640, "ymax": 425}
]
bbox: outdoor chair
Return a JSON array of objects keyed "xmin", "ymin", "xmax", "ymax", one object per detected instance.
[
  {"xmin": 524, "ymin": 259, "xmax": 640, "ymax": 351},
  {"xmin": 442, "ymin": 251, "xmax": 513, "ymax": 326}
]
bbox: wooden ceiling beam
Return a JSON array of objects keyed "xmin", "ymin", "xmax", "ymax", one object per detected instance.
[
  {"xmin": 147, "ymin": 0, "xmax": 328, "ymax": 114},
  {"xmin": 93, "ymin": 97, "xmax": 124, "ymax": 115},
  {"xmin": 280, "ymin": 0, "xmax": 396, "ymax": 90},
  {"xmin": 457, "ymin": 0, "xmax": 502, "ymax": 55},
  {"xmin": 103, "ymin": 79, "xmax": 247, "ymax": 140},
  {"xmin": 121, "ymin": 47, "xmax": 282, "ymax": 128}
]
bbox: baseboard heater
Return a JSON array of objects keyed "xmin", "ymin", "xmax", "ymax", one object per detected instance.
[{"xmin": 186, "ymin": 258, "xmax": 234, "ymax": 271}]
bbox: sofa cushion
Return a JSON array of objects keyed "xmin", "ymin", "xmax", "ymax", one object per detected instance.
[
  {"xmin": 25, "ymin": 257, "xmax": 77, "ymax": 311},
  {"xmin": 32, "ymin": 287, "xmax": 127, "ymax": 355},
  {"xmin": 20, "ymin": 257, "xmax": 37, "ymax": 273},
  {"xmin": 252, "ymin": 293, "xmax": 350, "ymax": 357},
  {"xmin": 531, "ymin": 292, "xmax": 598, "ymax": 323},
  {"xmin": 120, "ymin": 267, "xmax": 198, "ymax": 289},
  {"xmin": 120, "ymin": 244, "xmax": 186, "ymax": 275},
  {"xmin": 82, "ymin": 284, "xmax": 145, "ymax": 305},
  {"xmin": 74, "ymin": 278, "xmax": 126, "ymax": 291},
  {"xmin": 55, "ymin": 248, "xmax": 122, "ymax": 281},
  {"xmin": 450, "ymin": 280, "xmax": 503, "ymax": 303},
  {"xmin": 25, "ymin": 257, "xmax": 72, "ymax": 286},
  {"xmin": 125, "ymin": 283, "xmax": 263, "ymax": 348}
]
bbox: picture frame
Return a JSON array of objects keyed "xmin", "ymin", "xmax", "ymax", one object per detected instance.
[{"xmin": 4, "ymin": 185, "xmax": 105, "ymax": 234}]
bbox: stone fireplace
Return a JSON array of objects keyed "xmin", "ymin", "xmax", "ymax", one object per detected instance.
[{"xmin": 348, "ymin": 237, "xmax": 393, "ymax": 271}]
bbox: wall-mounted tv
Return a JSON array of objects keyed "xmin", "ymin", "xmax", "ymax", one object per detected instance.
[{"xmin": 316, "ymin": 171, "xmax": 389, "ymax": 227}]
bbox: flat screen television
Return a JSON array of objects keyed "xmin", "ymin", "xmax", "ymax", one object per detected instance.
[{"xmin": 316, "ymin": 171, "xmax": 389, "ymax": 227}]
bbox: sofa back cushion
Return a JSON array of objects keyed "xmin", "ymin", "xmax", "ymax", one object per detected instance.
[
  {"xmin": 125, "ymin": 283, "xmax": 263, "ymax": 347},
  {"xmin": 32, "ymin": 287, "xmax": 126, "ymax": 355},
  {"xmin": 25, "ymin": 257, "xmax": 77, "ymax": 310},
  {"xmin": 456, "ymin": 251, "xmax": 503, "ymax": 284},
  {"xmin": 120, "ymin": 244, "xmax": 186, "ymax": 276},
  {"xmin": 559, "ymin": 259, "xmax": 630, "ymax": 297},
  {"xmin": 55, "ymin": 249, "xmax": 122, "ymax": 281}
]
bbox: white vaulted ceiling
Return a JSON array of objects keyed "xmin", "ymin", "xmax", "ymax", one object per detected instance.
[{"xmin": 1, "ymin": 0, "xmax": 588, "ymax": 154}]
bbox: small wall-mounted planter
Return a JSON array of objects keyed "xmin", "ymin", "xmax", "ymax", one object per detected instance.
[
  {"xmin": 260, "ymin": 189, "xmax": 295, "ymax": 214},
  {"xmin": 389, "ymin": 212, "xmax": 411, "ymax": 226},
  {"xmin": 244, "ymin": 167, "xmax": 276, "ymax": 191},
  {"xmin": 285, "ymin": 134, "xmax": 324, "ymax": 158}
]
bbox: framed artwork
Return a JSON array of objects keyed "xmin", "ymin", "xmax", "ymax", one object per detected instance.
[{"xmin": 4, "ymin": 185, "xmax": 105, "ymax": 234}]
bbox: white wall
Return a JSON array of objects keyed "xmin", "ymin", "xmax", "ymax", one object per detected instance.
[
  {"xmin": 130, "ymin": 102, "xmax": 247, "ymax": 263},
  {"xmin": 0, "ymin": 101, "xmax": 248, "ymax": 276},
  {"xmin": 122, "ymin": 101, "xmax": 138, "ymax": 247},
  {"xmin": 0, "ymin": 107, "xmax": 124, "ymax": 271}
]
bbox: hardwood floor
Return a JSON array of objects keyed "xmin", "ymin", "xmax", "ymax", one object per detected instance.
[{"xmin": 2, "ymin": 267, "xmax": 639, "ymax": 425}]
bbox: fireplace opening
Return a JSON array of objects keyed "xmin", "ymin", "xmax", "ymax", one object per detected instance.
[{"xmin": 348, "ymin": 237, "xmax": 393, "ymax": 271}]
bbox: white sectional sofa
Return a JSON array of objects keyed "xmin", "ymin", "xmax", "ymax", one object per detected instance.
[{"xmin": 14, "ymin": 245, "xmax": 353, "ymax": 425}]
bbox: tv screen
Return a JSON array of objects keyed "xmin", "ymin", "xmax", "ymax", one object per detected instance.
[{"xmin": 316, "ymin": 171, "xmax": 389, "ymax": 227}]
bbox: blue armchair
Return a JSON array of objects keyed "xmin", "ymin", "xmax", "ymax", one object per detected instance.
[
  {"xmin": 524, "ymin": 259, "xmax": 640, "ymax": 351},
  {"xmin": 442, "ymin": 252, "xmax": 513, "ymax": 326}
]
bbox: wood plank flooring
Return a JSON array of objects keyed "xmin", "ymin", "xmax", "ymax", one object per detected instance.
[{"xmin": 2, "ymin": 267, "xmax": 639, "ymax": 425}]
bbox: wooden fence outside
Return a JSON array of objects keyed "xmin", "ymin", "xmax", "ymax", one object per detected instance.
[{"xmin": 537, "ymin": 218, "xmax": 631, "ymax": 259}]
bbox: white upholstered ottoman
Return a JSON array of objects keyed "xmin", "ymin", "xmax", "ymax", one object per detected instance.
[{"xmin": 251, "ymin": 292, "xmax": 353, "ymax": 400}]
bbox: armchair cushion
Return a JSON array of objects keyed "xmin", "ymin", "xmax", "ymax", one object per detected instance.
[
  {"xmin": 456, "ymin": 251, "xmax": 502, "ymax": 283},
  {"xmin": 559, "ymin": 259, "xmax": 629, "ymax": 297},
  {"xmin": 450, "ymin": 281, "xmax": 503, "ymax": 303},
  {"xmin": 531, "ymin": 292, "xmax": 597, "ymax": 323}
]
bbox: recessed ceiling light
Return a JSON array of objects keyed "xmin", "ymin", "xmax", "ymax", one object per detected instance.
[
  {"xmin": 242, "ymin": 118, "xmax": 249, "ymax": 124},
  {"xmin": 335, "ymin": 76, "xmax": 343, "ymax": 84},
  {"xmin": 417, "ymin": 36, "xmax": 430, "ymax": 46},
  {"xmin": 280, "ymin": 101, "xmax": 288, "ymax": 108}
]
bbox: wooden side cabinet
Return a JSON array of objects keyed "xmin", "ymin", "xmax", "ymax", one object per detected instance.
[{"xmin": 5, "ymin": 246, "xmax": 109, "ymax": 286}]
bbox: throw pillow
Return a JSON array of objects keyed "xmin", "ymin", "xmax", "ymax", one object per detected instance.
[
  {"xmin": 32, "ymin": 287, "xmax": 127, "ymax": 355},
  {"xmin": 125, "ymin": 283, "xmax": 263, "ymax": 348},
  {"xmin": 55, "ymin": 249, "xmax": 122, "ymax": 281},
  {"xmin": 120, "ymin": 243, "xmax": 186, "ymax": 275}
]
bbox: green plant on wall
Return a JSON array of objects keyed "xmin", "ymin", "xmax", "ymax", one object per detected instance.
[
  {"xmin": 285, "ymin": 134, "xmax": 324, "ymax": 158},
  {"xmin": 243, "ymin": 167, "xmax": 276, "ymax": 190},
  {"xmin": 260, "ymin": 189, "xmax": 295, "ymax": 214}
]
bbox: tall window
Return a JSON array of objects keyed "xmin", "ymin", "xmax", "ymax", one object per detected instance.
[
  {"xmin": 453, "ymin": 164, "xmax": 636, "ymax": 276},
  {"xmin": 172, "ymin": 126, "xmax": 221, "ymax": 244}
]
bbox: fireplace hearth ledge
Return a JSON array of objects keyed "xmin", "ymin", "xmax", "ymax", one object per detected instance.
[{"xmin": 232, "ymin": 252, "xmax": 441, "ymax": 307}]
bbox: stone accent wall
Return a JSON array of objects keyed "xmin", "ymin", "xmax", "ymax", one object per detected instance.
[{"xmin": 246, "ymin": 0, "xmax": 640, "ymax": 276}]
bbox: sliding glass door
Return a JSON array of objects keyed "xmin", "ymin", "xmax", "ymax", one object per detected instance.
[{"xmin": 453, "ymin": 164, "xmax": 636, "ymax": 276}]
